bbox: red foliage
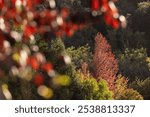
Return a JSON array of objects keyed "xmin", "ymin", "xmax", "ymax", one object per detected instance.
[
  {"xmin": 0, "ymin": 0, "xmax": 124, "ymax": 73},
  {"xmin": 33, "ymin": 74, "xmax": 44, "ymax": 87},
  {"xmin": 0, "ymin": 0, "xmax": 4, "ymax": 9},
  {"xmin": 91, "ymin": 0, "xmax": 101, "ymax": 11},
  {"xmin": 0, "ymin": 0, "xmax": 124, "ymax": 91},
  {"xmin": 27, "ymin": 56, "xmax": 39, "ymax": 70},
  {"xmin": 90, "ymin": 0, "xmax": 122, "ymax": 29},
  {"xmin": 0, "ymin": 33, "xmax": 4, "ymax": 49},
  {"xmin": 93, "ymin": 33, "xmax": 118, "ymax": 89},
  {"xmin": 41, "ymin": 63, "xmax": 53, "ymax": 72},
  {"xmin": 24, "ymin": 25, "xmax": 37, "ymax": 38},
  {"xmin": 111, "ymin": 19, "xmax": 119, "ymax": 29}
]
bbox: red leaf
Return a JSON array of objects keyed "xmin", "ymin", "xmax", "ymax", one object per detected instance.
[
  {"xmin": 0, "ymin": 34, "xmax": 4, "ymax": 49},
  {"xmin": 11, "ymin": 0, "xmax": 16, "ymax": 5},
  {"xmin": 33, "ymin": 74, "xmax": 44, "ymax": 86},
  {"xmin": 61, "ymin": 8, "xmax": 69, "ymax": 18},
  {"xmin": 26, "ymin": 0, "xmax": 41, "ymax": 9},
  {"xmin": 41, "ymin": 63, "xmax": 53, "ymax": 72},
  {"xmin": 102, "ymin": 0, "xmax": 108, "ymax": 4},
  {"xmin": 111, "ymin": 19, "xmax": 119, "ymax": 29},
  {"xmin": 64, "ymin": 24, "xmax": 74, "ymax": 37},
  {"xmin": 104, "ymin": 14, "xmax": 112, "ymax": 25},
  {"xmin": 27, "ymin": 57, "xmax": 39, "ymax": 70},
  {"xmin": 0, "ymin": 0, "xmax": 4, "ymax": 9},
  {"xmin": 24, "ymin": 25, "xmax": 36, "ymax": 37},
  {"xmin": 91, "ymin": 0, "xmax": 100, "ymax": 11},
  {"xmin": 101, "ymin": 1, "xmax": 109, "ymax": 12},
  {"xmin": 5, "ymin": 8, "xmax": 16, "ymax": 19},
  {"xmin": 34, "ymin": 0, "xmax": 41, "ymax": 4}
]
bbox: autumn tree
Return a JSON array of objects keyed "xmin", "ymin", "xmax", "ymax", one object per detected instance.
[{"xmin": 93, "ymin": 33, "xmax": 118, "ymax": 89}]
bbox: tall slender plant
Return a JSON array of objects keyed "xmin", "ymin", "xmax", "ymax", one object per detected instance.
[{"xmin": 93, "ymin": 33, "xmax": 118, "ymax": 89}]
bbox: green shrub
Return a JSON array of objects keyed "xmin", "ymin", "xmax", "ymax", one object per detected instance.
[
  {"xmin": 130, "ymin": 77, "xmax": 150, "ymax": 100},
  {"xmin": 114, "ymin": 75, "xmax": 143, "ymax": 100},
  {"xmin": 74, "ymin": 70, "xmax": 113, "ymax": 100},
  {"xmin": 132, "ymin": 2, "xmax": 150, "ymax": 53},
  {"xmin": 118, "ymin": 48, "xmax": 150, "ymax": 81},
  {"xmin": 66, "ymin": 45, "xmax": 92, "ymax": 68},
  {"xmin": 118, "ymin": 89, "xmax": 143, "ymax": 100},
  {"xmin": 146, "ymin": 57, "xmax": 150, "ymax": 70}
]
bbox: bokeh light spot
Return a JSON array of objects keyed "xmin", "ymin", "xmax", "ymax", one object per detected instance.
[{"xmin": 37, "ymin": 85, "xmax": 53, "ymax": 99}]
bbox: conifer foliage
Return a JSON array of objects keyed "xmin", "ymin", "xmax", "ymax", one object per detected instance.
[{"xmin": 93, "ymin": 33, "xmax": 118, "ymax": 89}]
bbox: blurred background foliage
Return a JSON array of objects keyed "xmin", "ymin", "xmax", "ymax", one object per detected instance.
[{"xmin": 0, "ymin": 0, "xmax": 150, "ymax": 100}]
